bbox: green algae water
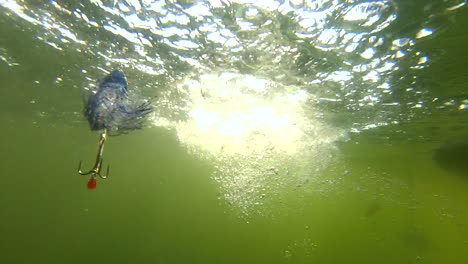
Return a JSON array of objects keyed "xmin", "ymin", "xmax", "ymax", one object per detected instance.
[{"xmin": 1, "ymin": 0, "xmax": 468, "ymax": 263}]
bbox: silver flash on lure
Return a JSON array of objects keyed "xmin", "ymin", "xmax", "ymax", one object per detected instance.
[{"xmin": 78, "ymin": 70, "xmax": 152, "ymax": 189}]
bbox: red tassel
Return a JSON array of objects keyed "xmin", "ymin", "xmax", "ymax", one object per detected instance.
[{"xmin": 87, "ymin": 177, "xmax": 97, "ymax": 189}]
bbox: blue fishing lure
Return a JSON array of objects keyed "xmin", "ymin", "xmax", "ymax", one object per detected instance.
[{"xmin": 78, "ymin": 70, "xmax": 152, "ymax": 189}]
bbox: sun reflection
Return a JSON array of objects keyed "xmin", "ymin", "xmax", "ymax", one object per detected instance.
[
  {"xmin": 152, "ymin": 72, "xmax": 345, "ymax": 213},
  {"xmin": 165, "ymin": 73, "xmax": 326, "ymax": 157},
  {"xmin": 191, "ymin": 105, "xmax": 290, "ymax": 137}
]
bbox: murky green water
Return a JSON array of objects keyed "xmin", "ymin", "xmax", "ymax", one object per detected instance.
[{"xmin": 1, "ymin": 0, "xmax": 468, "ymax": 263}]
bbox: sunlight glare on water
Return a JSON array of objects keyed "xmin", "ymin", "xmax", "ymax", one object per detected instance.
[{"xmin": 152, "ymin": 72, "xmax": 345, "ymax": 212}]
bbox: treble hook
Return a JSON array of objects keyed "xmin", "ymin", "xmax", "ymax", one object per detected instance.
[{"xmin": 78, "ymin": 129, "xmax": 110, "ymax": 189}]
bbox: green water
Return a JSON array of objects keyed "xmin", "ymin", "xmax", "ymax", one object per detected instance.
[{"xmin": 1, "ymin": 0, "xmax": 468, "ymax": 263}]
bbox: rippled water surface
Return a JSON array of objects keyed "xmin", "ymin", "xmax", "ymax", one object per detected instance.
[{"xmin": 1, "ymin": 0, "xmax": 468, "ymax": 263}]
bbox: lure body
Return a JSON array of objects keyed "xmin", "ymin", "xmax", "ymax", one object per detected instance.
[{"xmin": 84, "ymin": 70, "xmax": 152, "ymax": 135}]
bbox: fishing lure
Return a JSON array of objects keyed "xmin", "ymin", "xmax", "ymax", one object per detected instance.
[{"xmin": 78, "ymin": 70, "xmax": 152, "ymax": 189}]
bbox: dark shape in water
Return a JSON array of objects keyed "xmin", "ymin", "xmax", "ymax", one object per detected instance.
[
  {"xmin": 433, "ymin": 136, "xmax": 468, "ymax": 179},
  {"xmin": 78, "ymin": 70, "xmax": 152, "ymax": 189}
]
